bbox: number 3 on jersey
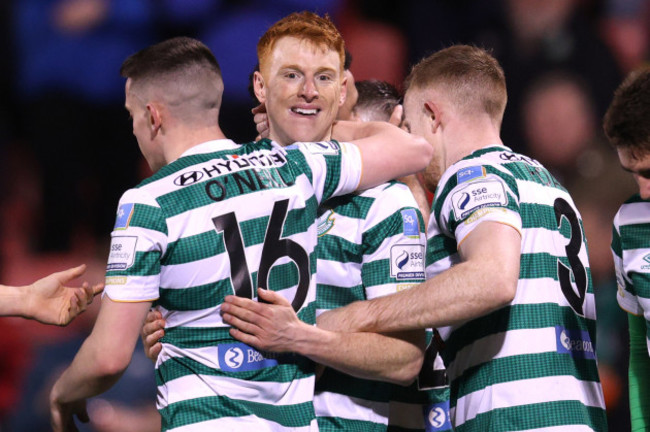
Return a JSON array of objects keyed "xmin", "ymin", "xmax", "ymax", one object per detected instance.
[
  {"xmin": 212, "ymin": 199, "xmax": 310, "ymax": 311},
  {"xmin": 554, "ymin": 198, "xmax": 588, "ymax": 316}
]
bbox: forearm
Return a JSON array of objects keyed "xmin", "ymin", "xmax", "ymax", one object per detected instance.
[
  {"xmin": 51, "ymin": 335, "xmax": 126, "ymax": 403},
  {"xmin": 293, "ymin": 324, "xmax": 425, "ymax": 385},
  {"xmin": 628, "ymin": 313, "xmax": 650, "ymax": 431},
  {"xmin": 322, "ymin": 261, "xmax": 512, "ymax": 334}
]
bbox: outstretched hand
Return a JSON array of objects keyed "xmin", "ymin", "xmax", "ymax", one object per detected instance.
[
  {"xmin": 27, "ymin": 264, "xmax": 104, "ymax": 326},
  {"xmin": 221, "ymin": 288, "xmax": 307, "ymax": 352}
]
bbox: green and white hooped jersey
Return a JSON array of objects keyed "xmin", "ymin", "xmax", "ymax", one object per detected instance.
[
  {"xmin": 612, "ymin": 195, "xmax": 650, "ymax": 354},
  {"xmin": 314, "ymin": 181, "xmax": 427, "ymax": 432},
  {"xmin": 426, "ymin": 145, "xmax": 607, "ymax": 432},
  {"xmin": 104, "ymin": 138, "xmax": 362, "ymax": 432},
  {"xmin": 388, "ymin": 329, "xmax": 452, "ymax": 432}
]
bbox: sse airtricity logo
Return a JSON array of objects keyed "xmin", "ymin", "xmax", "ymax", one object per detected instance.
[
  {"xmin": 457, "ymin": 192, "xmax": 471, "ymax": 210},
  {"xmin": 224, "ymin": 347, "xmax": 244, "ymax": 369},
  {"xmin": 396, "ymin": 250, "xmax": 409, "ymax": 269}
]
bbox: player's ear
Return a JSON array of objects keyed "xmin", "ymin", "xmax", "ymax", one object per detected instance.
[
  {"xmin": 339, "ymin": 73, "xmax": 348, "ymax": 107},
  {"xmin": 424, "ymin": 101, "xmax": 442, "ymax": 133},
  {"xmin": 253, "ymin": 71, "xmax": 267, "ymax": 104},
  {"xmin": 146, "ymin": 102, "xmax": 163, "ymax": 138}
]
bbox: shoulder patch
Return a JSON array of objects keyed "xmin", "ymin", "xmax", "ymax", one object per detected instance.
[
  {"xmin": 107, "ymin": 236, "xmax": 137, "ymax": 271},
  {"xmin": 451, "ymin": 178, "xmax": 508, "ymax": 220},
  {"xmin": 114, "ymin": 203, "xmax": 135, "ymax": 230},
  {"xmin": 400, "ymin": 208, "xmax": 420, "ymax": 237},
  {"xmin": 456, "ymin": 166, "xmax": 486, "ymax": 183}
]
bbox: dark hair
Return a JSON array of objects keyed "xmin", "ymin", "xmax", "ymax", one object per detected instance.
[
  {"xmin": 120, "ymin": 36, "xmax": 221, "ymax": 82},
  {"xmin": 603, "ymin": 67, "xmax": 650, "ymax": 157},
  {"xmin": 353, "ymin": 80, "xmax": 402, "ymax": 122},
  {"xmin": 344, "ymin": 49, "xmax": 353, "ymax": 71}
]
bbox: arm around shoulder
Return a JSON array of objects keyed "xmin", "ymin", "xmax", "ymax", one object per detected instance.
[{"xmin": 332, "ymin": 121, "xmax": 433, "ymax": 190}]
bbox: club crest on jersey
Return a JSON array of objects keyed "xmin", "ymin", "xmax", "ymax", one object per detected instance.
[
  {"xmin": 451, "ymin": 178, "xmax": 507, "ymax": 220},
  {"xmin": 317, "ymin": 209, "xmax": 336, "ymax": 237},
  {"xmin": 114, "ymin": 203, "xmax": 135, "ymax": 230},
  {"xmin": 289, "ymin": 141, "xmax": 340, "ymax": 155},
  {"xmin": 390, "ymin": 244, "xmax": 425, "ymax": 279},
  {"xmin": 401, "ymin": 208, "xmax": 420, "ymax": 237},
  {"xmin": 456, "ymin": 166, "xmax": 486, "ymax": 183}
]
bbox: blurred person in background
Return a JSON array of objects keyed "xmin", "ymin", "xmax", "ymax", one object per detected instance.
[{"xmin": 11, "ymin": 0, "xmax": 156, "ymax": 254}]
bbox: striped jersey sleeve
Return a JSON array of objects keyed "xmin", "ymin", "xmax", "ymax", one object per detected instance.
[
  {"xmin": 427, "ymin": 146, "xmax": 607, "ymax": 432},
  {"xmin": 612, "ymin": 195, "xmax": 650, "ymax": 355}
]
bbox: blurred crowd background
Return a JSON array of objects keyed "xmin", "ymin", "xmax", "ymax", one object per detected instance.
[{"xmin": 0, "ymin": 0, "xmax": 647, "ymax": 430}]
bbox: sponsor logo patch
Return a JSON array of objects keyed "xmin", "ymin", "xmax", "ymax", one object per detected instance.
[
  {"xmin": 456, "ymin": 166, "xmax": 486, "ymax": 183},
  {"xmin": 390, "ymin": 244, "xmax": 425, "ymax": 280},
  {"xmin": 401, "ymin": 208, "xmax": 420, "ymax": 237},
  {"xmin": 114, "ymin": 203, "xmax": 135, "ymax": 230},
  {"xmin": 423, "ymin": 401, "xmax": 452, "ymax": 432},
  {"xmin": 451, "ymin": 179, "xmax": 507, "ymax": 220},
  {"xmin": 218, "ymin": 343, "xmax": 280, "ymax": 372},
  {"xmin": 174, "ymin": 170, "xmax": 204, "ymax": 186},
  {"xmin": 105, "ymin": 276, "xmax": 127, "ymax": 286},
  {"xmin": 289, "ymin": 141, "xmax": 340, "ymax": 155},
  {"xmin": 106, "ymin": 236, "xmax": 137, "ymax": 271},
  {"xmin": 555, "ymin": 326, "xmax": 595, "ymax": 360}
]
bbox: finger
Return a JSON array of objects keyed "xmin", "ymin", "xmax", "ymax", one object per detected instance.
[
  {"xmin": 148, "ymin": 342, "xmax": 162, "ymax": 359},
  {"xmin": 145, "ymin": 329, "xmax": 165, "ymax": 346},
  {"xmin": 257, "ymin": 288, "xmax": 291, "ymax": 306},
  {"xmin": 146, "ymin": 309, "xmax": 163, "ymax": 323},
  {"xmin": 90, "ymin": 283, "xmax": 104, "ymax": 297},
  {"xmin": 142, "ymin": 319, "xmax": 163, "ymax": 336},
  {"xmin": 251, "ymin": 103, "xmax": 267, "ymax": 114},
  {"xmin": 389, "ymin": 104, "xmax": 403, "ymax": 127},
  {"xmin": 222, "ymin": 311, "xmax": 265, "ymax": 335},
  {"xmin": 229, "ymin": 327, "xmax": 259, "ymax": 346},
  {"xmin": 56, "ymin": 264, "xmax": 88, "ymax": 284},
  {"xmin": 223, "ymin": 294, "xmax": 263, "ymax": 310}
]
